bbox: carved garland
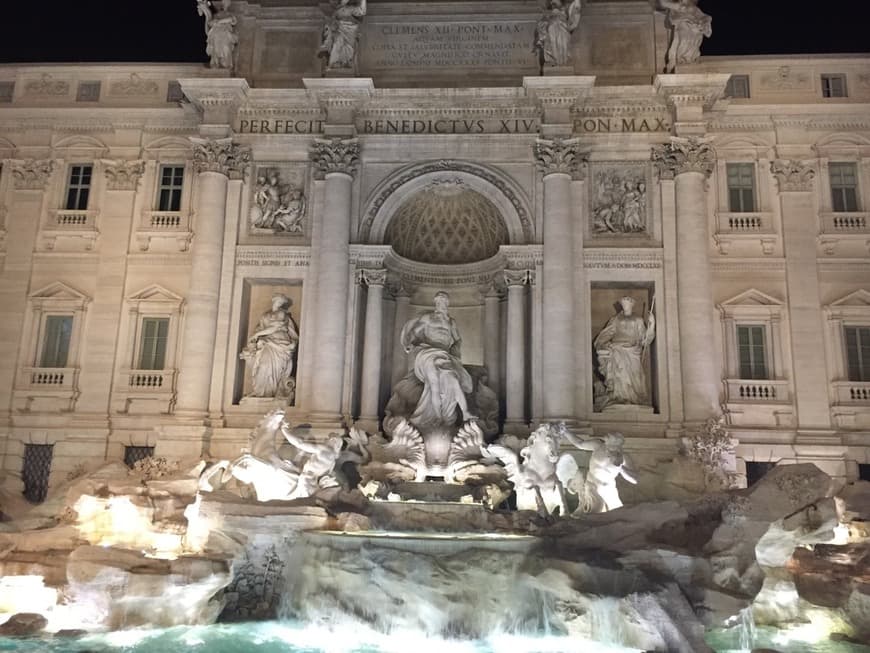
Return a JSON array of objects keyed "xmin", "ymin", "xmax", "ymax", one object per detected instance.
[
  {"xmin": 534, "ymin": 138, "xmax": 588, "ymax": 178},
  {"xmin": 770, "ymin": 159, "xmax": 816, "ymax": 193},
  {"xmin": 309, "ymin": 138, "xmax": 360, "ymax": 179},
  {"xmin": 651, "ymin": 137, "xmax": 716, "ymax": 179},
  {"xmin": 190, "ymin": 137, "xmax": 251, "ymax": 179},
  {"xmin": 360, "ymin": 160, "xmax": 533, "ymax": 243},
  {"xmin": 104, "ymin": 160, "xmax": 145, "ymax": 191},
  {"xmin": 11, "ymin": 159, "xmax": 55, "ymax": 191}
]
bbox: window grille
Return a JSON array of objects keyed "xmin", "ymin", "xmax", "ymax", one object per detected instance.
[
  {"xmin": 22, "ymin": 444, "xmax": 54, "ymax": 503},
  {"xmin": 76, "ymin": 81, "xmax": 101, "ymax": 102},
  {"xmin": 724, "ymin": 75, "xmax": 750, "ymax": 99},
  {"xmin": 124, "ymin": 445, "xmax": 155, "ymax": 468}
]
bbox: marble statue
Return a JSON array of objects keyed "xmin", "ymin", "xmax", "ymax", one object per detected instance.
[
  {"xmin": 592, "ymin": 172, "xmax": 648, "ymax": 234},
  {"xmin": 250, "ymin": 171, "xmax": 306, "ymax": 234},
  {"xmin": 563, "ymin": 432, "xmax": 637, "ymax": 513},
  {"xmin": 658, "ymin": 0, "xmax": 712, "ymax": 73},
  {"xmin": 240, "ymin": 294, "xmax": 299, "ymax": 400},
  {"xmin": 196, "ymin": 0, "xmax": 238, "ymax": 70},
  {"xmin": 319, "ymin": 0, "xmax": 367, "ymax": 69},
  {"xmin": 594, "ymin": 296, "xmax": 655, "ymax": 410},
  {"xmin": 534, "ymin": 0, "xmax": 582, "ymax": 68},
  {"xmin": 398, "ymin": 291, "xmax": 476, "ymax": 429}
]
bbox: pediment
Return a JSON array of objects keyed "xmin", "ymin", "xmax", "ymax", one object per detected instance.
[
  {"xmin": 828, "ymin": 289, "xmax": 870, "ymax": 308},
  {"xmin": 719, "ymin": 288, "xmax": 784, "ymax": 308},
  {"xmin": 30, "ymin": 281, "xmax": 89, "ymax": 301},
  {"xmin": 52, "ymin": 134, "xmax": 109, "ymax": 157},
  {"xmin": 127, "ymin": 284, "xmax": 183, "ymax": 303}
]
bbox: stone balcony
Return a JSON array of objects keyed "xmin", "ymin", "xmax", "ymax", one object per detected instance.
[
  {"xmin": 723, "ymin": 378, "xmax": 794, "ymax": 428},
  {"xmin": 112, "ymin": 369, "xmax": 177, "ymax": 415},
  {"xmin": 135, "ymin": 210, "xmax": 192, "ymax": 252},
  {"xmin": 41, "ymin": 209, "xmax": 100, "ymax": 251},
  {"xmin": 818, "ymin": 212, "xmax": 870, "ymax": 256},
  {"xmin": 713, "ymin": 212, "xmax": 777, "ymax": 256},
  {"xmin": 13, "ymin": 366, "xmax": 80, "ymax": 412},
  {"xmin": 832, "ymin": 381, "xmax": 870, "ymax": 429}
]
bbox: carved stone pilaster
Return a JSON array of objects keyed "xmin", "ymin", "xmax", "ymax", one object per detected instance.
[
  {"xmin": 357, "ymin": 267, "xmax": 387, "ymax": 287},
  {"xmin": 310, "ymin": 138, "xmax": 360, "ymax": 179},
  {"xmin": 504, "ymin": 268, "xmax": 534, "ymax": 287},
  {"xmin": 651, "ymin": 137, "xmax": 715, "ymax": 179},
  {"xmin": 533, "ymin": 138, "xmax": 587, "ymax": 179},
  {"xmin": 11, "ymin": 159, "xmax": 55, "ymax": 191},
  {"xmin": 190, "ymin": 137, "xmax": 251, "ymax": 179},
  {"xmin": 771, "ymin": 159, "xmax": 816, "ymax": 193},
  {"xmin": 103, "ymin": 160, "xmax": 145, "ymax": 191}
]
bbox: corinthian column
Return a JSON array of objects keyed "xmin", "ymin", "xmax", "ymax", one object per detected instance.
[
  {"xmin": 504, "ymin": 269, "xmax": 532, "ymax": 432},
  {"xmin": 534, "ymin": 138, "xmax": 585, "ymax": 422},
  {"xmin": 771, "ymin": 160, "xmax": 830, "ymax": 431},
  {"xmin": 357, "ymin": 268, "xmax": 387, "ymax": 427},
  {"xmin": 652, "ymin": 137, "xmax": 720, "ymax": 423},
  {"xmin": 308, "ymin": 138, "xmax": 360, "ymax": 423},
  {"xmin": 481, "ymin": 280, "xmax": 504, "ymax": 398},
  {"xmin": 176, "ymin": 138, "xmax": 250, "ymax": 417}
]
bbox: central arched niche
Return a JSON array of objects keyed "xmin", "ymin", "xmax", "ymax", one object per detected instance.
[{"xmin": 385, "ymin": 181, "xmax": 509, "ymax": 265}]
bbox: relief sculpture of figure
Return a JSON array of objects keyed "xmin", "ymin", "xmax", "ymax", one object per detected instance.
[
  {"xmin": 240, "ymin": 294, "xmax": 299, "ymax": 400},
  {"xmin": 196, "ymin": 0, "xmax": 238, "ymax": 70},
  {"xmin": 563, "ymin": 432, "xmax": 637, "ymax": 513},
  {"xmin": 319, "ymin": 0, "xmax": 367, "ymax": 69},
  {"xmin": 398, "ymin": 291, "xmax": 476, "ymax": 430},
  {"xmin": 534, "ymin": 0, "xmax": 582, "ymax": 68},
  {"xmin": 593, "ymin": 296, "xmax": 655, "ymax": 409},
  {"xmin": 658, "ymin": 0, "xmax": 712, "ymax": 73},
  {"xmin": 249, "ymin": 171, "xmax": 306, "ymax": 234}
]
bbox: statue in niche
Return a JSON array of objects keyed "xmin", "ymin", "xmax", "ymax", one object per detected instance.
[
  {"xmin": 240, "ymin": 294, "xmax": 299, "ymax": 401},
  {"xmin": 395, "ymin": 291, "xmax": 477, "ymax": 429},
  {"xmin": 657, "ymin": 0, "xmax": 712, "ymax": 73},
  {"xmin": 319, "ymin": 0, "xmax": 367, "ymax": 69},
  {"xmin": 592, "ymin": 171, "xmax": 647, "ymax": 234},
  {"xmin": 534, "ymin": 0, "xmax": 582, "ymax": 68},
  {"xmin": 562, "ymin": 432, "xmax": 637, "ymax": 513},
  {"xmin": 250, "ymin": 170, "xmax": 306, "ymax": 234},
  {"xmin": 196, "ymin": 0, "xmax": 238, "ymax": 70},
  {"xmin": 593, "ymin": 296, "xmax": 656, "ymax": 410}
]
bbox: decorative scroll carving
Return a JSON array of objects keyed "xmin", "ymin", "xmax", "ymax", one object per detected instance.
[
  {"xmin": 104, "ymin": 160, "xmax": 145, "ymax": 191},
  {"xmin": 504, "ymin": 268, "xmax": 534, "ymax": 287},
  {"xmin": 760, "ymin": 66, "xmax": 810, "ymax": 90},
  {"xmin": 190, "ymin": 137, "xmax": 251, "ymax": 178},
  {"xmin": 310, "ymin": 138, "xmax": 360, "ymax": 178},
  {"xmin": 11, "ymin": 159, "xmax": 55, "ymax": 191},
  {"xmin": 534, "ymin": 138, "xmax": 587, "ymax": 178},
  {"xmin": 357, "ymin": 267, "xmax": 388, "ymax": 287},
  {"xmin": 109, "ymin": 73, "xmax": 159, "ymax": 97},
  {"xmin": 770, "ymin": 159, "xmax": 816, "ymax": 193},
  {"xmin": 651, "ymin": 136, "xmax": 715, "ymax": 179},
  {"xmin": 24, "ymin": 74, "xmax": 69, "ymax": 97}
]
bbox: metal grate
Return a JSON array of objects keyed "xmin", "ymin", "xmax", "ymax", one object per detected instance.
[
  {"xmin": 76, "ymin": 81, "xmax": 101, "ymax": 102},
  {"xmin": 124, "ymin": 445, "xmax": 155, "ymax": 468},
  {"xmin": 22, "ymin": 444, "xmax": 54, "ymax": 503}
]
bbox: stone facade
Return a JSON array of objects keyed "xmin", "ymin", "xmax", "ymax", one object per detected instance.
[{"xmin": 0, "ymin": 2, "xmax": 869, "ymax": 495}]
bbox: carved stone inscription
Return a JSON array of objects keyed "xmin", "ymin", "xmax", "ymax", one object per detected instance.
[{"xmin": 361, "ymin": 21, "xmax": 537, "ymax": 70}]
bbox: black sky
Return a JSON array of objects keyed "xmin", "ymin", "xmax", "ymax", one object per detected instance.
[{"xmin": 0, "ymin": 0, "xmax": 868, "ymax": 65}]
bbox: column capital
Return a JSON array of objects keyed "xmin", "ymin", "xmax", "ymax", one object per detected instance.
[
  {"xmin": 651, "ymin": 136, "xmax": 715, "ymax": 179},
  {"xmin": 10, "ymin": 158, "xmax": 55, "ymax": 191},
  {"xmin": 190, "ymin": 137, "xmax": 251, "ymax": 179},
  {"xmin": 479, "ymin": 277, "xmax": 506, "ymax": 300},
  {"xmin": 504, "ymin": 268, "xmax": 534, "ymax": 287},
  {"xmin": 534, "ymin": 138, "xmax": 588, "ymax": 179},
  {"xmin": 357, "ymin": 267, "xmax": 387, "ymax": 287},
  {"xmin": 310, "ymin": 138, "xmax": 361, "ymax": 179},
  {"xmin": 771, "ymin": 159, "xmax": 816, "ymax": 193},
  {"xmin": 387, "ymin": 277, "xmax": 414, "ymax": 299},
  {"xmin": 102, "ymin": 159, "xmax": 145, "ymax": 191}
]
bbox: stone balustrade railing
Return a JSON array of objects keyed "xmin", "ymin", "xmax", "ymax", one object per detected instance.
[
  {"xmin": 725, "ymin": 378, "xmax": 790, "ymax": 403},
  {"xmin": 716, "ymin": 212, "xmax": 773, "ymax": 234},
  {"xmin": 24, "ymin": 367, "xmax": 77, "ymax": 388},
  {"xmin": 50, "ymin": 209, "xmax": 98, "ymax": 229},
  {"xmin": 820, "ymin": 212, "xmax": 869, "ymax": 233},
  {"xmin": 833, "ymin": 381, "xmax": 870, "ymax": 405}
]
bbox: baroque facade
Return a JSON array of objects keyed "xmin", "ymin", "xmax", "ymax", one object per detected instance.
[{"xmin": 0, "ymin": 0, "xmax": 869, "ymax": 498}]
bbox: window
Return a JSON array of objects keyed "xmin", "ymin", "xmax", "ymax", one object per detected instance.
[
  {"xmin": 746, "ymin": 461, "xmax": 776, "ymax": 486},
  {"xmin": 137, "ymin": 317, "xmax": 169, "ymax": 370},
  {"xmin": 0, "ymin": 81, "xmax": 14, "ymax": 103},
  {"xmin": 860, "ymin": 464, "xmax": 870, "ymax": 482},
  {"xmin": 829, "ymin": 162, "xmax": 860, "ymax": 212},
  {"xmin": 157, "ymin": 165, "xmax": 184, "ymax": 212},
  {"xmin": 845, "ymin": 326, "xmax": 870, "ymax": 382},
  {"xmin": 737, "ymin": 325, "xmax": 768, "ymax": 380},
  {"xmin": 727, "ymin": 163, "xmax": 757, "ymax": 213},
  {"xmin": 64, "ymin": 164, "xmax": 92, "ymax": 210},
  {"xmin": 821, "ymin": 74, "xmax": 847, "ymax": 98},
  {"xmin": 724, "ymin": 75, "xmax": 750, "ymax": 99},
  {"xmin": 22, "ymin": 444, "xmax": 54, "ymax": 503},
  {"xmin": 39, "ymin": 315, "xmax": 73, "ymax": 368},
  {"xmin": 76, "ymin": 81, "xmax": 101, "ymax": 102},
  {"xmin": 124, "ymin": 445, "xmax": 155, "ymax": 468},
  {"xmin": 166, "ymin": 81, "xmax": 184, "ymax": 103}
]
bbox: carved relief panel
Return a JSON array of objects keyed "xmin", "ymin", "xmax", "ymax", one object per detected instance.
[
  {"xmin": 247, "ymin": 165, "xmax": 308, "ymax": 238},
  {"xmin": 588, "ymin": 162, "xmax": 652, "ymax": 240}
]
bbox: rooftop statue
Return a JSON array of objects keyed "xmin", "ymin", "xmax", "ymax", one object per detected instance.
[
  {"xmin": 657, "ymin": 0, "xmax": 712, "ymax": 72},
  {"xmin": 534, "ymin": 0, "xmax": 582, "ymax": 68},
  {"xmin": 196, "ymin": 0, "xmax": 238, "ymax": 70},
  {"xmin": 319, "ymin": 0, "xmax": 368, "ymax": 70}
]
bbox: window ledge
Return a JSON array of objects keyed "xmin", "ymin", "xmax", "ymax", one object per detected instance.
[
  {"xmin": 112, "ymin": 369, "xmax": 177, "ymax": 414},
  {"xmin": 14, "ymin": 367, "xmax": 80, "ymax": 411}
]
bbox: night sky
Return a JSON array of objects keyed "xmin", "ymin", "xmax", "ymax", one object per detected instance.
[{"xmin": 0, "ymin": 0, "xmax": 868, "ymax": 65}]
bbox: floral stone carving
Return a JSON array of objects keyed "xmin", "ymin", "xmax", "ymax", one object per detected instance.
[
  {"xmin": 771, "ymin": 159, "xmax": 816, "ymax": 193},
  {"xmin": 104, "ymin": 160, "xmax": 145, "ymax": 191},
  {"xmin": 190, "ymin": 137, "xmax": 251, "ymax": 178},
  {"xmin": 651, "ymin": 136, "xmax": 715, "ymax": 179}
]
